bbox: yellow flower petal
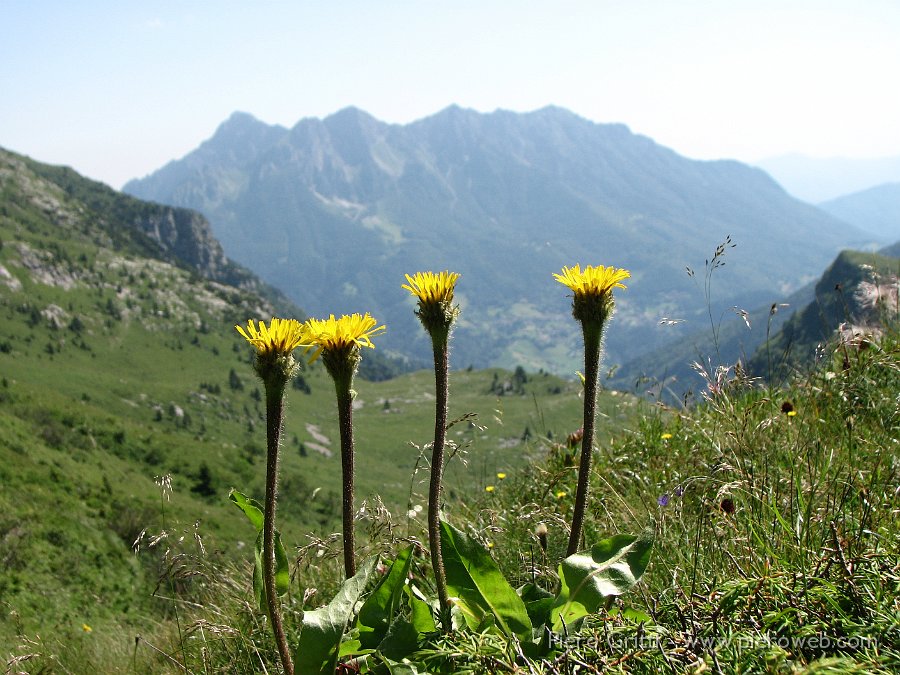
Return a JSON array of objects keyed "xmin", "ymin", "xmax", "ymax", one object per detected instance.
[
  {"xmin": 402, "ymin": 271, "xmax": 460, "ymax": 305},
  {"xmin": 302, "ymin": 313, "xmax": 386, "ymax": 362},
  {"xmin": 554, "ymin": 264, "xmax": 630, "ymax": 297},
  {"xmin": 235, "ymin": 317, "xmax": 308, "ymax": 356}
]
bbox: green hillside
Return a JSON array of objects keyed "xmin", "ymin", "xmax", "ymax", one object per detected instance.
[
  {"xmin": 0, "ymin": 148, "xmax": 623, "ymax": 655},
  {"xmin": 746, "ymin": 249, "xmax": 899, "ymax": 381}
]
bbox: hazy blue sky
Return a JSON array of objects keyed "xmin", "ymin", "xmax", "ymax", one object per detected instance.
[{"xmin": 2, "ymin": 0, "xmax": 898, "ymax": 188}]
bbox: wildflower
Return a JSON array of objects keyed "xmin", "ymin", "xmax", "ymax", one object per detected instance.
[
  {"xmin": 82, "ymin": 623, "xmax": 92, "ymax": 633},
  {"xmin": 781, "ymin": 401, "xmax": 795, "ymax": 414},
  {"xmin": 660, "ymin": 432, "xmax": 673, "ymax": 440},
  {"xmin": 236, "ymin": 317, "xmax": 308, "ymax": 386},
  {"xmin": 303, "ymin": 313, "xmax": 384, "ymax": 579},
  {"xmin": 485, "ymin": 485, "xmax": 495, "ymax": 493},
  {"xmin": 658, "ymin": 494, "xmax": 670, "ymax": 507},
  {"xmin": 787, "ymin": 410, "xmax": 797, "ymax": 417},
  {"xmin": 302, "ymin": 313, "xmax": 385, "ymax": 365},
  {"xmin": 496, "ymin": 472, "xmax": 507, "ymax": 480},
  {"xmin": 556, "ymin": 490, "xmax": 568, "ymax": 499},
  {"xmin": 535, "ymin": 523, "xmax": 549, "ymax": 551},
  {"xmin": 554, "ymin": 264, "xmax": 630, "ymax": 325},
  {"xmin": 404, "ymin": 271, "xmax": 461, "ymax": 629},
  {"xmin": 554, "ymin": 264, "xmax": 630, "ymax": 297},
  {"xmin": 556, "ymin": 264, "xmax": 629, "ymax": 556},
  {"xmin": 236, "ymin": 317, "xmax": 307, "ymax": 356},
  {"xmin": 235, "ymin": 317, "xmax": 305, "ymax": 674},
  {"xmin": 402, "ymin": 270, "xmax": 460, "ymax": 306}
]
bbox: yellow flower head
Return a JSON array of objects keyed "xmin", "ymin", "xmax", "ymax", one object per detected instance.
[
  {"xmin": 554, "ymin": 264, "xmax": 630, "ymax": 297},
  {"xmin": 236, "ymin": 317, "xmax": 308, "ymax": 356},
  {"xmin": 402, "ymin": 271, "xmax": 460, "ymax": 305},
  {"xmin": 555, "ymin": 264, "xmax": 630, "ymax": 326},
  {"xmin": 485, "ymin": 485, "xmax": 495, "ymax": 493},
  {"xmin": 403, "ymin": 270, "xmax": 461, "ymax": 336},
  {"xmin": 660, "ymin": 433, "xmax": 673, "ymax": 440},
  {"xmin": 303, "ymin": 313, "xmax": 386, "ymax": 364},
  {"xmin": 496, "ymin": 472, "xmax": 507, "ymax": 480}
]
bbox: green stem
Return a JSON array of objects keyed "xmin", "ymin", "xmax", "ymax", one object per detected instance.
[
  {"xmin": 335, "ymin": 381, "xmax": 357, "ymax": 578},
  {"xmin": 263, "ymin": 382, "xmax": 294, "ymax": 675},
  {"xmin": 428, "ymin": 335, "xmax": 451, "ymax": 626},
  {"xmin": 567, "ymin": 322, "xmax": 602, "ymax": 556}
]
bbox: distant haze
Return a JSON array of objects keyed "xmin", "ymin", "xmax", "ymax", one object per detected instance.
[
  {"xmin": 2, "ymin": 1, "xmax": 899, "ymax": 189},
  {"xmin": 755, "ymin": 154, "xmax": 900, "ymax": 203}
]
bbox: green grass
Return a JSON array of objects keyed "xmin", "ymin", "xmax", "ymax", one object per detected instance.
[
  {"xmin": 1, "ymin": 158, "xmax": 613, "ymax": 665},
  {"xmin": 60, "ymin": 324, "xmax": 898, "ymax": 674},
  {"xmin": 3, "ymin": 147, "xmax": 897, "ymax": 673}
]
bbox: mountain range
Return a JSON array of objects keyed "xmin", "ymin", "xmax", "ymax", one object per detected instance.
[
  {"xmin": 125, "ymin": 106, "xmax": 876, "ymax": 375},
  {"xmin": 818, "ymin": 182, "xmax": 900, "ymax": 241}
]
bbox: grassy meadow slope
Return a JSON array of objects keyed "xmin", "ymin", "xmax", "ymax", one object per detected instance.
[
  {"xmin": 1, "ymin": 148, "xmax": 625, "ymax": 661},
  {"xmin": 4, "ymin": 148, "xmax": 897, "ymax": 673}
]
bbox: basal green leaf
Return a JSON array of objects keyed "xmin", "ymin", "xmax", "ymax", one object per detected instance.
[
  {"xmin": 405, "ymin": 584, "xmax": 436, "ymax": 636},
  {"xmin": 377, "ymin": 616, "xmax": 421, "ymax": 661},
  {"xmin": 518, "ymin": 582, "xmax": 555, "ymax": 628},
  {"xmin": 295, "ymin": 557, "xmax": 375, "ymax": 675},
  {"xmin": 440, "ymin": 519, "xmax": 532, "ymax": 639},
  {"xmin": 357, "ymin": 545, "xmax": 414, "ymax": 649},
  {"xmin": 550, "ymin": 530, "xmax": 653, "ymax": 632}
]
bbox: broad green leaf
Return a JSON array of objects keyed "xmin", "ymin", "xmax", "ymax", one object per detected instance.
[
  {"xmin": 379, "ymin": 659, "xmax": 420, "ymax": 675},
  {"xmin": 251, "ymin": 530, "xmax": 291, "ymax": 611},
  {"xmin": 230, "ymin": 490, "xmax": 290, "ymax": 610},
  {"xmin": 295, "ymin": 557, "xmax": 375, "ymax": 675},
  {"xmin": 337, "ymin": 640, "xmax": 363, "ymax": 657},
  {"xmin": 377, "ymin": 616, "xmax": 421, "ymax": 661},
  {"xmin": 518, "ymin": 582, "xmax": 555, "ymax": 628},
  {"xmin": 357, "ymin": 545, "xmax": 414, "ymax": 649},
  {"xmin": 440, "ymin": 520, "xmax": 532, "ymax": 639},
  {"xmin": 550, "ymin": 530, "xmax": 653, "ymax": 632},
  {"xmin": 405, "ymin": 585, "xmax": 436, "ymax": 635},
  {"xmin": 229, "ymin": 489, "xmax": 264, "ymax": 531}
]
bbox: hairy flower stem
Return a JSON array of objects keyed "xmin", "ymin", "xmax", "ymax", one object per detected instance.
[
  {"xmin": 567, "ymin": 322, "xmax": 602, "ymax": 556},
  {"xmin": 263, "ymin": 381, "xmax": 294, "ymax": 675},
  {"xmin": 335, "ymin": 379, "xmax": 357, "ymax": 578},
  {"xmin": 428, "ymin": 335, "xmax": 451, "ymax": 627}
]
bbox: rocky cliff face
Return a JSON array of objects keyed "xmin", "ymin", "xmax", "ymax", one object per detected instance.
[
  {"xmin": 131, "ymin": 208, "xmax": 229, "ymax": 280},
  {"xmin": 2, "ymin": 146, "xmax": 300, "ymax": 317}
]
